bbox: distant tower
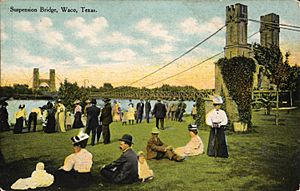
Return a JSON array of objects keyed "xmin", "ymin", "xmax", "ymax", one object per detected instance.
[
  {"xmin": 33, "ymin": 68, "xmax": 40, "ymax": 90},
  {"xmin": 49, "ymin": 69, "xmax": 56, "ymax": 92},
  {"xmin": 260, "ymin": 13, "xmax": 280, "ymax": 48},
  {"xmin": 224, "ymin": 3, "xmax": 250, "ymax": 59}
]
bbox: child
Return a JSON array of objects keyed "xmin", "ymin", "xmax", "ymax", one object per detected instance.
[
  {"xmin": 11, "ymin": 162, "xmax": 54, "ymax": 190},
  {"xmin": 65, "ymin": 111, "xmax": 72, "ymax": 130},
  {"xmin": 122, "ymin": 110, "xmax": 128, "ymax": 126},
  {"xmin": 137, "ymin": 151, "xmax": 154, "ymax": 182}
]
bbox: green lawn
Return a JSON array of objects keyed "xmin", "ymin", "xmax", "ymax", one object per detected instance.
[{"xmin": 1, "ymin": 109, "xmax": 300, "ymax": 191}]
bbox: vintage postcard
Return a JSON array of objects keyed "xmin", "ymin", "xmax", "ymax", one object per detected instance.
[{"xmin": 0, "ymin": 0, "xmax": 299, "ymax": 190}]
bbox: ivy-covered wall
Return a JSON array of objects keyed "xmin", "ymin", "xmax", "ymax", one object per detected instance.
[{"xmin": 217, "ymin": 57, "xmax": 256, "ymax": 128}]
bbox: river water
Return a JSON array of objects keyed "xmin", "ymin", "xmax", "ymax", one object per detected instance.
[{"xmin": 6, "ymin": 99, "xmax": 196, "ymax": 124}]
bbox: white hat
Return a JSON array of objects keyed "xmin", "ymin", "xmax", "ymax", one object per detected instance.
[
  {"xmin": 212, "ymin": 95, "xmax": 223, "ymax": 104},
  {"xmin": 71, "ymin": 132, "xmax": 89, "ymax": 144}
]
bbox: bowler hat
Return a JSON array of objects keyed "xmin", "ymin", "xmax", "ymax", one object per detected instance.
[
  {"xmin": 151, "ymin": 127, "xmax": 160, "ymax": 134},
  {"xmin": 103, "ymin": 98, "xmax": 111, "ymax": 102},
  {"xmin": 91, "ymin": 98, "xmax": 97, "ymax": 104},
  {"xmin": 119, "ymin": 134, "xmax": 134, "ymax": 144}
]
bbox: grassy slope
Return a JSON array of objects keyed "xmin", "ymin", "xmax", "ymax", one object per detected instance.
[{"xmin": 0, "ymin": 109, "xmax": 299, "ymax": 191}]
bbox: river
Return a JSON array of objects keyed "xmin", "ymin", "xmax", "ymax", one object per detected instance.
[{"xmin": 6, "ymin": 99, "xmax": 196, "ymax": 124}]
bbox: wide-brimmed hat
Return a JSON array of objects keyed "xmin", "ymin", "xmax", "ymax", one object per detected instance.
[
  {"xmin": 57, "ymin": 99, "xmax": 62, "ymax": 103},
  {"xmin": 119, "ymin": 134, "xmax": 134, "ymax": 144},
  {"xmin": 188, "ymin": 124, "xmax": 198, "ymax": 131},
  {"xmin": 103, "ymin": 98, "xmax": 111, "ymax": 102},
  {"xmin": 151, "ymin": 127, "xmax": 160, "ymax": 134},
  {"xmin": 74, "ymin": 100, "xmax": 80, "ymax": 104},
  {"xmin": 85, "ymin": 99, "xmax": 91, "ymax": 104},
  {"xmin": 71, "ymin": 132, "xmax": 89, "ymax": 145},
  {"xmin": 212, "ymin": 95, "xmax": 223, "ymax": 104}
]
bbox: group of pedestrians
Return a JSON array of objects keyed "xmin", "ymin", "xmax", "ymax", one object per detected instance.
[{"xmin": 7, "ymin": 95, "xmax": 229, "ymax": 190}]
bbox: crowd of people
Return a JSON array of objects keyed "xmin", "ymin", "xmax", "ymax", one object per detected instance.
[{"xmin": 1, "ymin": 95, "xmax": 229, "ymax": 189}]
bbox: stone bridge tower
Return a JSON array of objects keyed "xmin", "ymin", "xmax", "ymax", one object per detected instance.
[
  {"xmin": 32, "ymin": 68, "xmax": 56, "ymax": 92},
  {"xmin": 260, "ymin": 13, "xmax": 280, "ymax": 48},
  {"xmin": 224, "ymin": 3, "xmax": 250, "ymax": 59}
]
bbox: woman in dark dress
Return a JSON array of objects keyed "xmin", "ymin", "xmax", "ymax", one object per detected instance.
[
  {"xmin": 44, "ymin": 102, "xmax": 56, "ymax": 133},
  {"xmin": 72, "ymin": 100, "xmax": 84, "ymax": 129},
  {"xmin": 0, "ymin": 102, "xmax": 10, "ymax": 131},
  {"xmin": 205, "ymin": 96, "xmax": 229, "ymax": 158}
]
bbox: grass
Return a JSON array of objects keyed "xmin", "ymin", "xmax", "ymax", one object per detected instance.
[{"xmin": 1, "ymin": 109, "xmax": 300, "ymax": 191}]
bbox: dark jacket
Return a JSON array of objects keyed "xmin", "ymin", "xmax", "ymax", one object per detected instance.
[
  {"xmin": 86, "ymin": 104, "xmax": 100, "ymax": 129},
  {"xmin": 145, "ymin": 101, "xmax": 151, "ymax": 114},
  {"xmin": 146, "ymin": 136, "xmax": 168, "ymax": 160},
  {"xmin": 152, "ymin": 102, "xmax": 166, "ymax": 119},
  {"xmin": 100, "ymin": 103, "xmax": 112, "ymax": 126},
  {"xmin": 136, "ymin": 102, "xmax": 144, "ymax": 115},
  {"xmin": 104, "ymin": 148, "xmax": 139, "ymax": 184}
]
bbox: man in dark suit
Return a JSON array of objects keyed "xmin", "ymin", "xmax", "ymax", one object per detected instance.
[
  {"xmin": 152, "ymin": 98, "xmax": 167, "ymax": 130},
  {"xmin": 146, "ymin": 127, "xmax": 184, "ymax": 162},
  {"xmin": 136, "ymin": 99, "xmax": 144, "ymax": 124},
  {"xmin": 85, "ymin": 99, "xmax": 100, "ymax": 146},
  {"xmin": 100, "ymin": 134, "xmax": 139, "ymax": 184},
  {"xmin": 100, "ymin": 98, "xmax": 113, "ymax": 144},
  {"xmin": 145, "ymin": 100, "xmax": 151, "ymax": 123}
]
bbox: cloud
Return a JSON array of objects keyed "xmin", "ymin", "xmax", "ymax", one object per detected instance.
[
  {"xmin": 152, "ymin": 44, "xmax": 175, "ymax": 54},
  {"xmin": 98, "ymin": 48, "xmax": 136, "ymax": 62},
  {"xmin": 106, "ymin": 31, "xmax": 148, "ymax": 46},
  {"xmin": 180, "ymin": 17, "xmax": 224, "ymax": 35},
  {"xmin": 65, "ymin": 17, "xmax": 108, "ymax": 45},
  {"xmin": 36, "ymin": 17, "xmax": 53, "ymax": 31},
  {"xmin": 14, "ymin": 19, "xmax": 34, "ymax": 32},
  {"xmin": 14, "ymin": 48, "xmax": 53, "ymax": 67},
  {"xmin": 136, "ymin": 18, "xmax": 176, "ymax": 42},
  {"xmin": 1, "ymin": 21, "xmax": 7, "ymax": 40}
]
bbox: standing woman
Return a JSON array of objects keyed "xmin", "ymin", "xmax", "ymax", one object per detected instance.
[
  {"xmin": 0, "ymin": 102, "xmax": 10, "ymax": 131},
  {"xmin": 72, "ymin": 100, "xmax": 84, "ymax": 129},
  {"xmin": 13, "ymin": 104, "xmax": 27, "ymax": 134},
  {"xmin": 206, "ymin": 96, "xmax": 229, "ymax": 158},
  {"xmin": 44, "ymin": 102, "xmax": 56, "ymax": 133},
  {"xmin": 56, "ymin": 99, "xmax": 66, "ymax": 133}
]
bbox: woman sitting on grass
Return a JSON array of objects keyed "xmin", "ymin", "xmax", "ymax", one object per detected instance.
[
  {"xmin": 54, "ymin": 132, "xmax": 93, "ymax": 188},
  {"xmin": 174, "ymin": 124, "xmax": 204, "ymax": 157}
]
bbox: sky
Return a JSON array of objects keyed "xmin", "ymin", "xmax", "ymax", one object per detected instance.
[{"xmin": 1, "ymin": 0, "xmax": 299, "ymax": 89}]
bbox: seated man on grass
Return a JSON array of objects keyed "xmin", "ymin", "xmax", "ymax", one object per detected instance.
[
  {"xmin": 146, "ymin": 127, "xmax": 184, "ymax": 162},
  {"xmin": 100, "ymin": 134, "xmax": 139, "ymax": 184}
]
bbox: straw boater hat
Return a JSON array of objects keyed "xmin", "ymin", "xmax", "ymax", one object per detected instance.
[
  {"xmin": 212, "ymin": 95, "xmax": 223, "ymax": 105},
  {"xmin": 74, "ymin": 100, "xmax": 80, "ymax": 105},
  {"xmin": 119, "ymin": 134, "xmax": 134, "ymax": 144},
  {"xmin": 188, "ymin": 124, "xmax": 198, "ymax": 131},
  {"xmin": 151, "ymin": 127, "xmax": 160, "ymax": 134},
  {"xmin": 85, "ymin": 99, "xmax": 91, "ymax": 104}
]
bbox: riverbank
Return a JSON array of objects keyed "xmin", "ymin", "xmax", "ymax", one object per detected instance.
[{"xmin": 0, "ymin": 110, "xmax": 299, "ymax": 191}]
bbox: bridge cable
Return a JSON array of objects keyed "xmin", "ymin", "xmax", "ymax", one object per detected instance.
[
  {"xmin": 143, "ymin": 30, "xmax": 260, "ymax": 88},
  {"xmin": 126, "ymin": 24, "xmax": 226, "ymax": 86}
]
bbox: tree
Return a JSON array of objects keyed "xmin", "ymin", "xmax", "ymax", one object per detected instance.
[
  {"xmin": 103, "ymin": 83, "xmax": 113, "ymax": 89},
  {"xmin": 253, "ymin": 43, "xmax": 290, "ymax": 89},
  {"xmin": 57, "ymin": 79, "xmax": 88, "ymax": 111},
  {"xmin": 254, "ymin": 44, "xmax": 294, "ymax": 125}
]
